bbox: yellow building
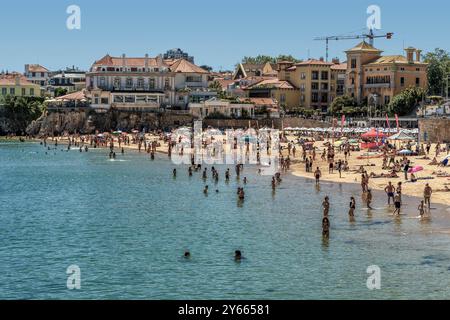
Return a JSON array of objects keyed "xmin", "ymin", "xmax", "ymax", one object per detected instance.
[
  {"xmin": 345, "ymin": 41, "xmax": 428, "ymax": 106},
  {"xmin": 277, "ymin": 59, "xmax": 346, "ymax": 113},
  {"xmin": 0, "ymin": 73, "xmax": 42, "ymax": 97}
]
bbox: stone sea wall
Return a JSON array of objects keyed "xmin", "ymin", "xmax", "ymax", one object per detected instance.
[
  {"xmin": 418, "ymin": 118, "xmax": 450, "ymax": 143},
  {"xmin": 24, "ymin": 108, "xmax": 331, "ymax": 136}
]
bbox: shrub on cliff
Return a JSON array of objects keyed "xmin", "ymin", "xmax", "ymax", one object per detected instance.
[{"xmin": 0, "ymin": 95, "xmax": 45, "ymax": 134}]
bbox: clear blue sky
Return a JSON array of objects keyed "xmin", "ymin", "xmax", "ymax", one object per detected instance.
[{"xmin": 0, "ymin": 0, "xmax": 448, "ymax": 72}]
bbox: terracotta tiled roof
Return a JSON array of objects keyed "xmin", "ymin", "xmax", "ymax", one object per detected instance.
[
  {"xmin": 27, "ymin": 64, "xmax": 49, "ymax": 73},
  {"xmin": 246, "ymin": 79, "xmax": 296, "ymax": 90},
  {"xmin": 216, "ymin": 79, "xmax": 235, "ymax": 89},
  {"xmin": 366, "ymin": 55, "xmax": 427, "ymax": 65},
  {"xmin": 346, "ymin": 41, "xmax": 382, "ymax": 53},
  {"xmin": 169, "ymin": 59, "xmax": 208, "ymax": 74},
  {"xmin": 0, "ymin": 73, "xmax": 35, "ymax": 86},
  {"xmin": 92, "ymin": 55, "xmax": 207, "ymax": 73},
  {"xmin": 295, "ymin": 59, "xmax": 333, "ymax": 66},
  {"xmin": 244, "ymin": 98, "xmax": 278, "ymax": 107},
  {"xmin": 92, "ymin": 54, "xmax": 168, "ymax": 68}
]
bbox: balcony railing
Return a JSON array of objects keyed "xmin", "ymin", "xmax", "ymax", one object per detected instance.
[{"xmin": 364, "ymin": 83, "xmax": 391, "ymax": 89}]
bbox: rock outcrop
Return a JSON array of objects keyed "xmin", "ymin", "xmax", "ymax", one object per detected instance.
[{"xmin": 26, "ymin": 109, "xmax": 194, "ymax": 136}]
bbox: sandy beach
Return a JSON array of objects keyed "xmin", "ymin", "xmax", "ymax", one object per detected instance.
[{"xmin": 287, "ymin": 137, "xmax": 450, "ymax": 207}]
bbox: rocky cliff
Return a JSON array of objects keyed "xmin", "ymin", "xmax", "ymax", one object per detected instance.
[{"xmin": 26, "ymin": 110, "xmax": 194, "ymax": 136}]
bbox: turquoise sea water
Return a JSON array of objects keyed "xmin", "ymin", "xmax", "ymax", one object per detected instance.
[{"xmin": 1, "ymin": 141, "xmax": 450, "ymax": 300}]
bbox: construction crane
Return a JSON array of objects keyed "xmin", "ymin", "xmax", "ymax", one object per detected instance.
[{"xmin": 314, "ymin": 29, "xmax": 394, "ymax": 62}]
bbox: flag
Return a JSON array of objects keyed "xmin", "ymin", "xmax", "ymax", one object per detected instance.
[
  {"xmin": 395, "ymin": 114, "xmax": 399, "ymax": 132},
  {"xmin": 385, "ymin": 114, "xmax": 391, "ymax": 129},
  {"xmin": 341, "ymin": 115, "xmax": 345, "ymax": 133}
]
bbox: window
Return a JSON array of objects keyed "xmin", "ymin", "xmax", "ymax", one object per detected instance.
[
  {"xmin": 114, "ymin": 95, "xmax": 124, "ymax": 103},
  {"xmin": 126, "ymin": 78, "xmax": 133, "ymax": 88},
  {"xmin": 300, "ymin": 84, "xmax": 305, "ymax": 91},
  {"xmin": 101, "ymin": 98, "xmax": 109, "ymax": 104},
  {"xmin": 2, "ymin": 88, "xmax": 7, "ymax": 95},
  {"xmin": 311, "ymin": 82, "xmax": 319, "ymax": 90},
  {"xmin": 321, "ymin": 71, "xmax": 328, "ymax": 80},
  {"xmin": 280, "ymin": 94, "xmax": 286, "ymax": 103},
  {"xmin": 10, "ymin": 88, "xmax": 15, "ymax": 95},
  {"xmin": 400, "ymin": 77, "xmax": 405, "ymax": 87},
  {"xmin": 384, "ymin": 96, "xmax": 390, "ymax": 105},
  {"xmin": 99, "ymin": 77, "xmax": 106, "ymax": 87},
  {"xmin": 32, "ymin": 72, "xmax": 36, "ymax": 77},
  {"xmin": 416, "ymin": 78, "xmax": 420, "ymax": 86},
  {"xmin": 321, "ymin": 93, "xmax": 328, "ymax": 103},
  {"xmin": 416, "ymin": 68, "xmax": 420, "ymax": 72},
  {"xmin": 301, "ymin": 94, "xmax": 305, "ymax": 102},
  {"xmin": 149, "ymin": 78, "xmax": 155, "ymax": 89},
  {"xmin": 22, "ymin": 88, "xmax": 26, "ymax": 96},
  {"xmin": 114, "ymin": 78, "xmax": 121, "ymax": 88},
  {"xmin": 321, "ymin": 83, "xmax": 328, "ymax": 90},
  {"xmin": 164, "ymin": 78, "xmax": 170, "ymax": 89},
  {"xmin": 312, "ymin": 92, "xmax": 319, "ymax": 103},
  {"xmin": 41, "ymin": 72, "xmax": 45, "ymax": 77},
  {"xmin": 351, "ymin": 59, "xmax": 357, "ymax": 69},
  {"xmin": 300, "ymin": 73, "xmax": 306, "ymax": 80},
  {"xmin": 125, "ymin": 96, "xmax": 135, "ymax": 103},
  {"xmin": 137, "ymin": 78, "xmax": 144, "ymax": 88},
  {"xmin": 312, "ymin": 71, "xmax": 319, "ymax": 80},
  {"xmin": 30, "ymin": 88, "xmax": 34, "ymax": 96}
]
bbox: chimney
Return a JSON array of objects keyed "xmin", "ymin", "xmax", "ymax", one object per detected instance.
[
  {"xmin": 319, "ymin": 57, "xmax": 324, "ymax": 62},
  {"xmin": 416, "ymin": 49, "xmax": 422, "ymax": 62},
  {"xmin": 15, "ymin": 74, "xmax": 21, "ymax": 86},
  {"xmin": 405, "ymin": 47, "xmax": 415, "ymax": 63},
  {"xmin": 122, "ymin": 54, "xmax": 126, "ymax": 68},
  {"xmin": 145, "ymin": 53, "xmax": 149, "ymax": 69},
  {"xmin": 332, "ymin": 58, "xmax": 340, "ymax": 64}
]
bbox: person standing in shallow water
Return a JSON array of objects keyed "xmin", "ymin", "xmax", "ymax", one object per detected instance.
[
  {"xmin": 349, "ymin": 197, "xmax": 356, "ymax": 217},
  {"xmin": 314, "ymin": 167, "xmax": 321, "ymax": 185},
  {"xmin": 393, "ymin": 193, "xmax": 402, "ymax": 215}
]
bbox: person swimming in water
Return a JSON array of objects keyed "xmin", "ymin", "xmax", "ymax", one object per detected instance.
[
  {"xmin": 173, "ymin": 168, "xmax": 177, "ymax": 177},
  {"xmin": 184, "ymin": 251, "xmax": 191, "ymax": 258},
  {"xmin": 243, "ymin": 177, "xmax": 248, "ymax": 184},
  {"xmin": 234, "ymin": 250, "xmax": 242, "ymax": 261},
  {"xmin": 203, "ymin": 185, "xmax": 209, "ymax": 195}
]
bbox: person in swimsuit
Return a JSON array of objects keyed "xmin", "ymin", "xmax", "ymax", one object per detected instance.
[
  {"xmin": 418, "ymin": 200, "xmax": 425, "ymax": 218},
  {"xmin": 384, "ymin": 181, "xmax": 395, "ymax": 205},
  {"xmin": 349, "ymin": 197, "xmax": 356, "ymax": 217},
  {"xmin": 314, "ymin": 167, "xmax": 322, "ymax": 185},
  {"xmin": 393, "ymin": 193, "xmax": 402, "ymax": 215},
  {"xmin": 366, "ymin": 189, "xmax": 373, "ymax": 209},
  {"xmin": 424, "ymin": 184, "xmax": 432, "ymax": 209}
]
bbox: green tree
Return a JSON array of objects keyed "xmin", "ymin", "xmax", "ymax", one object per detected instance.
[
  {"xmin": 54, "ymin": 87, "xmax": 68, "ymax": 97},
  {"xmin": 329, "ymin": 95, "xmax": 357, "ymax": 116},
  {"xmin": 199, "ymin": 65, "xmax": 213, "ymax": 72},
  {"xmin": 423, "ymin": 48, "xmax": 450, "ymax": 96},
  {"xmin": 387, "ymin": 87, "xmax": 426, "ymax": 116}
]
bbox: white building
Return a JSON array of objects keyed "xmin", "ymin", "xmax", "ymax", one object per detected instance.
[
  {"xmin": 189, "ymin": 97, "xmax": 255, "ymax": 119},
  {"xmin": 24, "ymin": 64, "xmax": 50, "ymax": 88},
  {"xmin": 86, "ymin": 54, "xmax": 210, "ymax": 111}
]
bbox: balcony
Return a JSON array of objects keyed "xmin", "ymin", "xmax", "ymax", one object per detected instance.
[{"xmin": 364, "ymin": 83, "xmax": 391, "ymax": 89}]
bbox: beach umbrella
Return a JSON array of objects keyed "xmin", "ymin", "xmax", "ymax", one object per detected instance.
[
  {"xmin": 131, "ymin": 129, "xmax": 140, "ymax": 133},
  {"xmin": 398, "ymin": 149, "xmax": 412, "ymax": 155},
  {"xmin": 408, "ymin": 165, "xmax": 423, "ymax": 173},
  {"xmin": 112, "ymin": 131, "xmax": 122, "ymax": 135}
]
